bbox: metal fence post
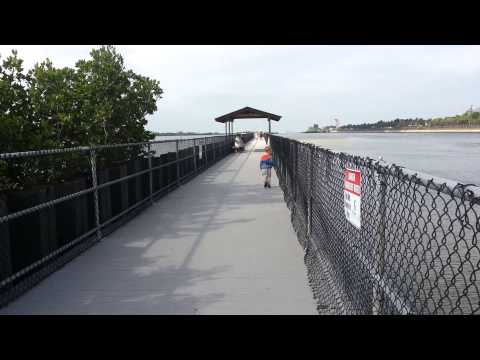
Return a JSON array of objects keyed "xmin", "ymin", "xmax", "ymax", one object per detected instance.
[
  {"xmin": 294, "ymin": 142, "xmax": 298, "ymax": 202},
  {"xmin": 373, "ymin": 167, "xmax": 387, "ymax": 315},
  {"xmin": 307, "ymin": 145, "xmax": 314, "ymax": 249},
  {"xmin": 193, "ymin": 139, "xmax": 197, "ymax": 174},
  {"xmin": 89, "ymin": 149, "xmax": 102, "ymax": 241},
  {"xmin": 176, "ymin": 140, "xmax": 180, "ymax": 187},
  {"xmin": 147, "ymin": 143, "xmax": 153, "ymax": 204}
]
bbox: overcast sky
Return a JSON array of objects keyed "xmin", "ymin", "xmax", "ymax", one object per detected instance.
[{"xmin": 1, "ymin": 45, "xmax": 479, "ymax": 133}]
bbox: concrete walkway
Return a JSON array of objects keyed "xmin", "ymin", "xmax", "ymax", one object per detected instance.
[{"xmin": 0, "ymin": 138, "xmax": 317, "ymax": 314}]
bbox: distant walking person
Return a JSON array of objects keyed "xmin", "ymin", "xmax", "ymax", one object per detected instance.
[
  {"xmin": 260, "ymin": 146, "xmax": 274, "ymax": 188},
  {"xmin": 234, "ymin": 135, "xmax": 245, "ymax": 152}
]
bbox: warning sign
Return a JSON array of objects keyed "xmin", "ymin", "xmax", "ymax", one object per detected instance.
[{"xmin": 344, "ymin": 168, "xmax": 361, "ymax": 229}]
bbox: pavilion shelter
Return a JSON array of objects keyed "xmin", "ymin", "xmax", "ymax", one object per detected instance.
[{"xmin": 215, "ymin": 106, "xmax": 281, "ymax": 136}]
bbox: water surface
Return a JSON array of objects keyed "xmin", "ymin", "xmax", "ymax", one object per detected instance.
[{"xmin": 284, "ymin": 132, "xmax": 480, "ymax": 185}]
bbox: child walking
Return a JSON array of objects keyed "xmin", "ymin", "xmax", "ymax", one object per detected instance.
[{"xmin": 260, "ymin": 146, "xmax": 274, "ymax": 188}]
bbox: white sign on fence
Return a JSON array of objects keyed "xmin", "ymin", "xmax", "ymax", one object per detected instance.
[{"xmin": 344, "ymin": 168, "xmax": 361, "ymax": 229}]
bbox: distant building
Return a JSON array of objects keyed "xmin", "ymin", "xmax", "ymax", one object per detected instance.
[{"xmin": 305, "ymin": 123, "xmax": 326, "ymax": 133}]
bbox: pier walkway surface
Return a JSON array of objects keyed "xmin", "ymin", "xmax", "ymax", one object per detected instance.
[{"xmin": 0, "ymin": 138, "xmax": 317, "ymax": 314}]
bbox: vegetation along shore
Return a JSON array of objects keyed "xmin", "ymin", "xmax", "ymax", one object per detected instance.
[{"xmin": 306, "ymin": 107, "xmax": 480, "ymax": 133}]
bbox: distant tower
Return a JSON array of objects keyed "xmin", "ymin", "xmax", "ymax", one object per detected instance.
[{"xmin": 334, "ymin": 118, "xmax": 340, "ymax": 128}]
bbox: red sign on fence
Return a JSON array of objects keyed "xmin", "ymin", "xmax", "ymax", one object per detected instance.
[{"xmin": 344, "ymin": 168, "xmax": 361, "ymax": 229}]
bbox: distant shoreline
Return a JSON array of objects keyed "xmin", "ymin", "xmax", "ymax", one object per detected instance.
[
  {"xmin": 153, "ymin": 133, "xmax": 222, "ymax": 136},
  {"xmin": 335, "ymin": 128, "xmax": 480, "ymax": 134}
]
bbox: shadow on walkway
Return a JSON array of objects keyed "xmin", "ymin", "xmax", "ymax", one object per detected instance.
[{"xmin": 1, "ymin": 139, "xmax": 316, "ymax": 314}]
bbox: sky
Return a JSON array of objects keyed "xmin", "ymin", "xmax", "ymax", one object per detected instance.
[{"xmin": 1, "ymin": 45, "xmax": 479, "ymax": 133}]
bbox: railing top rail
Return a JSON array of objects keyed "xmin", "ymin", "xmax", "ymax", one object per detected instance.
[
  {"xmin": 0, "ymin": 134, "xmax": 245, "ymax": 160},
  {"xmin": 270, "ymin": 134, "xmax": 480, "ymax": 200}
]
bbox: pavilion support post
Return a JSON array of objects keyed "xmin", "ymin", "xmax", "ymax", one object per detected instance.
[
  {"xmin": 267, "ymin": 118, "xmax": 271, "ymax": 144},
  {"xmin": 232, "ymin": 120, "xmax": 234, "ymax": 135}
]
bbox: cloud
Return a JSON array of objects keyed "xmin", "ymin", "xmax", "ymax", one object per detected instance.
[{"xmin": 1, "ymin": 45, "xmax": 479, "ymax": 132}]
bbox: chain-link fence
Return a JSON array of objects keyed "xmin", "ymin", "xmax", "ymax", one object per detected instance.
[
  {"xmin": 270, "ymin": 134, "xmax": 480, "ymax": 315},
  {"xmin": 0, "ymin": 133, "xmax": 254, "ymax": 308}
]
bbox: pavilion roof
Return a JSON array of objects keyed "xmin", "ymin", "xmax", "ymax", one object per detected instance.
[{"xmin": 215, "ymin": 106, "xmax": 281, "ymax": 123}]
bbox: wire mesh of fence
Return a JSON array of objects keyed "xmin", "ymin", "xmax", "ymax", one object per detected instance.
[
  {"xmin": 0, "ymin": 133, "xmax": 254, "ymax": 308},
  {"xmin": 270, "ymin": 134, "xmax": 480, "ymax": 315}
]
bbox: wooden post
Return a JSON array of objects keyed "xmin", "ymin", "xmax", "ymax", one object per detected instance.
[
  {"xmin": 204, "ymin": 137, "xmax": 208, "ymax": 167},
  {"xmin": 89, "ymin": 149, "xmax": 102, "ymax": 241},
  {"xmin": 147, "ymin": 143, "xmax": 153, "ymax": 204},
  {"xmin": 213, "ymin": 137, "xmax": 216, "ymax": 162},
  {"xmin": 175, "ymin": 140, "xmax": 180, "ymax": 187},
  {"xmin": 0, "ymin": 195, "xmax": 12, "ymax": 283},
  {"xmin": 193, "ymin": 139, "xmax": 197, "ymax": 174}
]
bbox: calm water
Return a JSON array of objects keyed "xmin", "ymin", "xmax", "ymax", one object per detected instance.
[
  {"xmin": 284, "ymin": 132, "xmax": 480, "ymax": 185},
  {"xmin": 152, "ymin": 135, "xmax": 222, "ymax": 157},
  {"xmin": 154, "ymin": 135, "xmax": 210, "ymax": 141}
]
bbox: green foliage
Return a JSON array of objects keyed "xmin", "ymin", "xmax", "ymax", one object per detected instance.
[
  {"xmin": 72, "ymin": 46, "xmax": 162, "ymax": 146},
  {"xmin": 341, "ymin": 111, "xmax": 480, "ymax": 131},
  {"xmin": 0, "ymin": 46, "xmax": 163, "ymax": 191},
  {"xmin": 0, "ymin": 50, "xmax": 37, "ymax": 153}
]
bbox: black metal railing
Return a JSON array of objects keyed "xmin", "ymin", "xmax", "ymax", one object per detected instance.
[
  {"xmin": 0, "ymin": 132, "xmax": 254, "ymax": 308},
  {"xmin": 270, "ymin": 134, "xmax": 480, "ymax": 315}
]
